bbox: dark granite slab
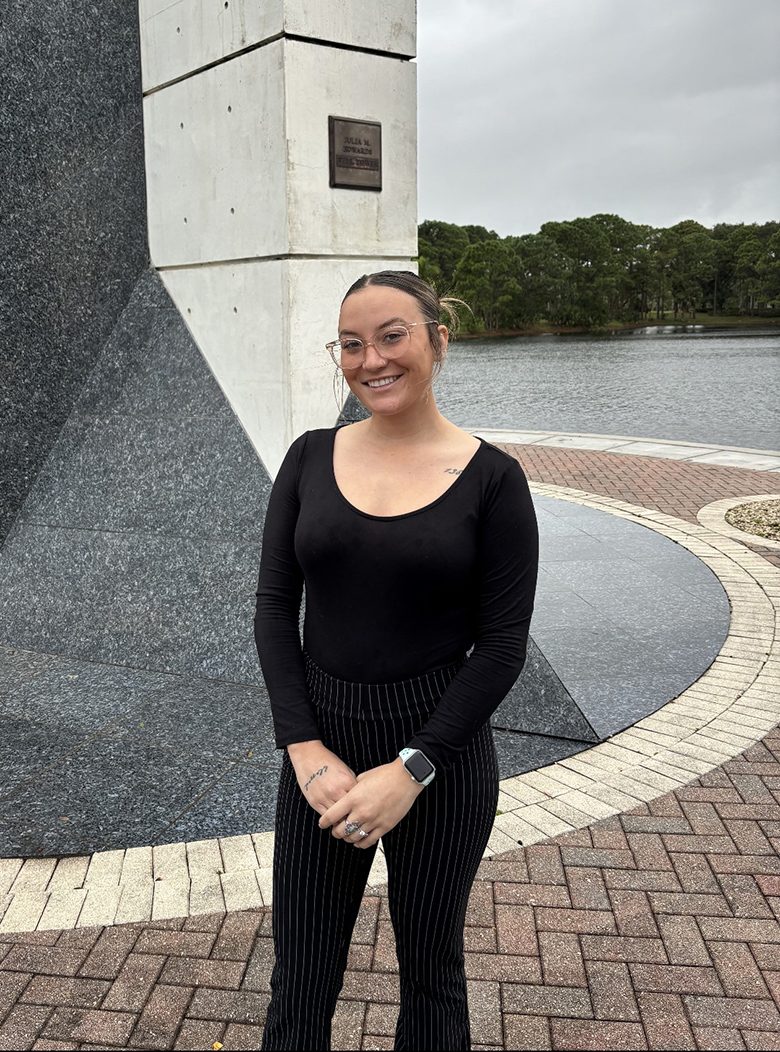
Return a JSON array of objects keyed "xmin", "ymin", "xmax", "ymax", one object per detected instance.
[
  {"xmin": 531, "ymin": 494, "xmax": 730, "ymax": 738},
  {"xmin": 0, "ymin": 482, "xmax": 732, "ymax": 856},
  {"xmin": 1, "ymin": 3, "xmax": 143, "ymax": 223},
  {"xmin": 1, "ymin": 128, "xmax": 148, "ymax": 544},
  {"xmin": 0, "ymin": 643, "xmax": 279, "ymax": 856},
  {"xmin": 557, "ymin": 670, "xmax": 693, "ymax": 742},
  {"xmin": 1, "ymin": 1, "xmax": 152, "ymax": 540},
  {"xmin": 0, "ymin": 744, "xmax": 239, "ymax": 857},
  {"xmin": 14, "ymin": 411, "xmax": 269, "ymax": 540},
  {"xmin": 0, "ymin": 267, "xmax": 272, "ymax": 686},
  {"xmin": 493, "ymin": 729, "xmax": 591, "ymax": 779},
  {"xmin": 337, "ymin": 391, "xmax": 371, "ymax": 426},
  {"xmin": 0, "ymin": 642, "xmax": 276, "ymax": 772},
  {"xmin": 0, "ymin": 524, "xmax": 264, "ymax": 684},
  {"xmin": 491, "ymin": 637, "xmax": 597, "ymax": 742},
  {"xmin": 155, "ymin": 759, "xmax": 282, "ymax": 846},
  {"xmin": 13, "ymin": 283, "xmax": 270, "ymax": 541}
]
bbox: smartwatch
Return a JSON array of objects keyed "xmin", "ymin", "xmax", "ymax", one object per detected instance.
[{"xmin": 399, "ymin": 747, "xmax": 436, "ymax": 787}]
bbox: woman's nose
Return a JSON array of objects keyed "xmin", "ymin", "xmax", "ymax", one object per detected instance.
[{"xmin": 363, "ymin": 340, "xmax": 388, "ymax": 368}]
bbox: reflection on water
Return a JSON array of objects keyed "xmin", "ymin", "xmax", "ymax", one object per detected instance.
[
  {"xmin": 434, "ymin": 328, "xmax": 780, "ymax": 451},
  {"xmin": 635, "ymin": 324, "xmax": 706, "ymax": 335}
]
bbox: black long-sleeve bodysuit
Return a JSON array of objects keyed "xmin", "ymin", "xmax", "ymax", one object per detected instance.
[{"xmin": 254, "ymin": 425, "xmax": 539, "ymax": 775}]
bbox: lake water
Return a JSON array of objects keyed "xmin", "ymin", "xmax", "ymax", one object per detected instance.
[{"xmin": 433, "ymin": 327, "xmax": 780, "ymax": 451}]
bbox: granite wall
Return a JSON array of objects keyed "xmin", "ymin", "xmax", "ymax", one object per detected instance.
[{"xmin": 0, "ymin": 0, "xmax": 149, "ymax": 544}]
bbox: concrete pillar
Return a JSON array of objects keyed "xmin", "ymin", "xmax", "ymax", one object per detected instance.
[{"xmin": 138, "ymin": 0, "xmax": 418, "ymax": 476}]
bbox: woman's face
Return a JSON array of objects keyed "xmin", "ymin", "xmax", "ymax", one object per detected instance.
[{"xmin": 337, "ymin": 285, "xmax": 447, "ymax": 416}]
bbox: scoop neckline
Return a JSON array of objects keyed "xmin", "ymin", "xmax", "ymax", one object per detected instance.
[{"xmin": 329, "ymin": 426, "xmax": 486, "ymax": 521}]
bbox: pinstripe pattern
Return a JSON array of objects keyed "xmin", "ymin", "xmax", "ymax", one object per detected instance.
[{"xmin": 260, "ymin": 652, "xmax": 500, "ymax": 1051}]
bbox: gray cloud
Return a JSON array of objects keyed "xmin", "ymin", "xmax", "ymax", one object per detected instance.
[{"xmin": 417, "ymin": 0, "xmax": 780, "ymax": 233}]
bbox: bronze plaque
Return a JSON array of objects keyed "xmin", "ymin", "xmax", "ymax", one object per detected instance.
[{"xmin": 329, "ymin": 116, "xmax": 382, "ymax": 191}]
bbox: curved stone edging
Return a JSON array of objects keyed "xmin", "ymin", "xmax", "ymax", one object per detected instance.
[
  {"xmin": 479, "ymin": 482, "xmax": 778, "ymax": 857},
  {"xmin": 0, "ymin": 484, "xmax": 777, "ymax": 934},
  {"xmin": 697, "ymin": 493, "xmax": 780, "ymax": 552}
]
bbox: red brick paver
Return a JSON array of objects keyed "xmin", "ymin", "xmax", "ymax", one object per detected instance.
[{"xmin": 1, "ymin": 447, "xmax": 778, "ymax": 1049}]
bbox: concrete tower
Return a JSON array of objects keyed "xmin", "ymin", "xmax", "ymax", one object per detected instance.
[{"xmin": 139, "ymin": 0, "xmax": 418, "ymax": 475}]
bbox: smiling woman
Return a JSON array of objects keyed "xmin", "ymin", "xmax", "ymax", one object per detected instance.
[{"xmin": 253, "ymin": 270, "xmax": 539, "ymax": 1051}]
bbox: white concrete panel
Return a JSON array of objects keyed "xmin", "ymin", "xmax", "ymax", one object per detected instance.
[
  {"xmin": 283, "ymin": 1, "xmax": 416, "ymax": 59},
  {"xmin": 139, "ymin": 0, "xmax": 282, "ymax": 92},
  {"xmin": 159, "ymin": 260, "xmax": 291, "ymax": 477},
  {"xmin": 285, "ymin": 42, "xmax": 417, "ymax": 257},
  {"xmin": 139, "ymin": 0, "xmax": 415, "ymax": 93},
  {"xmin": 286, "ymin": 258, "xmax": 419, "ymax": 440},
  {"xmin": 689, "ymin": 450, "xmax": 780, "ymax": 471},
  {"xmin": 144, "ymin": 42, "xmax": 287, "ymax": 267}
]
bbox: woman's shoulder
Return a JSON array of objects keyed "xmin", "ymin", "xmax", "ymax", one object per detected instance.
[
  {"xmin": 275, "ymin": 428, "xmax": 334, "ymax": 485},
  {"xmin": 469, "ymin": 436, "xmax": 532, "ymax": 509},
  {"xmin": 286, "ymin": 426, "xmax": 336, "ymax": 457},
  {"xmin": 474, "ymin": 435, "xmax": 528, "ymax": 476}
]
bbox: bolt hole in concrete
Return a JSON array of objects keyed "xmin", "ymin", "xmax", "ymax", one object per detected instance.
[{"xmin": 725, "ymin": 498, "xmax": 780, "ymax": 542}]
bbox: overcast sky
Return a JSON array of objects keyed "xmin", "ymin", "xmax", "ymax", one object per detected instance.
[{"xmin": 416, "ymin": 0, "xmax": 780, "ymax": 236}]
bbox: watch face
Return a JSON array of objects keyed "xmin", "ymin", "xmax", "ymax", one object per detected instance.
[{"xmin": 406, "ymin": 751, "xmax": 434, "ymax": 782}]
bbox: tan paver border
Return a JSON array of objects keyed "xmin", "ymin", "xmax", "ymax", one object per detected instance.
[
  {"xmin": 698, "ymin": 492, "xmax": 780, "ymax": 551},
  {"xmin": 1, "ymin": 484, "xmax": 777, "ymax": 934}
]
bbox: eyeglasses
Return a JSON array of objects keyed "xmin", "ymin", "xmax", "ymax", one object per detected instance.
[{"xmin": 326, "ymin": 321, "xmax": 438, "ymax": 370}]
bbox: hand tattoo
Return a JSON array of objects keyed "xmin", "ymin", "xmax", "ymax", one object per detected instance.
[
  {"xmin": 444, "ymin": 467, "xmax": 463, "ymax": 475},
  {"xmin": 304, "ymin": 765, "xmax": 328, "ymax": 792}
]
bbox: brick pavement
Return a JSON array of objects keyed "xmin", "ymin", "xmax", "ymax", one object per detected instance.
[{"xmin": 1, "ymin": 446, "xmax": 778, "ymax": 1050}]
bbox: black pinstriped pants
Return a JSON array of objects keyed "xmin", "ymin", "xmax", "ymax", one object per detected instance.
[{"xmin": 260, "ymin": 652, "xmax": 500, "ymax": 1051}]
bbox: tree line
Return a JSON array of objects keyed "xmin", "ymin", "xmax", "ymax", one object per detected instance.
[{"xmin": 418, "ymin": 216, "xmax": 780, "ymax": 332}]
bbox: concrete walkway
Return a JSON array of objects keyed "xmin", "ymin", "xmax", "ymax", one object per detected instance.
[
  {"xmin": 469, "ymin": 430, "xmax": 780, "ymax": 475},
  {"xmin": 0, "ymin": 439, "xmax": 778, "ymax": 1050}
]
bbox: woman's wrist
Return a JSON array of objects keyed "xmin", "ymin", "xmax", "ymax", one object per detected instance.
[{"xmin": 287, "ymin": 739, "xmax": 324, "ymax": 758}]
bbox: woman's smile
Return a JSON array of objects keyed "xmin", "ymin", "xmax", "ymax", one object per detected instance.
[{"xmin": 363, "ymin": 374, "xmax": 403, "ymax": 389}]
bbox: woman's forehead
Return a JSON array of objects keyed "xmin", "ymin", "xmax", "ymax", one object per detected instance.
[{"xmin": 339, "ymin": 285, "xmax": 422, "ymax": 327}]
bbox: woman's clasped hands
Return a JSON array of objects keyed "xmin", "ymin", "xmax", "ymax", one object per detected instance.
[
  {"xmin": 318, "ymin": 759, "xmax": 425, "ymax": 848},
  {"xmin": 286, "ymin": 741, "xmax": 423, "ymax": 850}
]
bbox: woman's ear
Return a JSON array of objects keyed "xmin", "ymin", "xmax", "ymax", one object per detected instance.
[{"xmin": 438, "ymin": 324, "xmax": 449, "ymax": 359}]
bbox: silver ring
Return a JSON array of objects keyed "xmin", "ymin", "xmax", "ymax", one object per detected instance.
[
  {"xmin": 344, "ymin": 820, "xmax": 361, "ymax": 836},
  {"xmin": 358, "ymin": 829, "xmax": 368, "ymax": 838}
]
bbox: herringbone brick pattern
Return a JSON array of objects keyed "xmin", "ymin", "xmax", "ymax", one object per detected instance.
[
  {"xmin": 508, "ymin": 445, "xmax": 780, "ymax": 526},
  {"xmin": 1, "ymin": 447, "xmax": 778, "ymax": 1049}
]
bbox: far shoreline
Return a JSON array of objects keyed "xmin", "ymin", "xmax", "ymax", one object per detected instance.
[{"xmin": 455, "ymin": 314, "xmax": 780, "ymax": 341}]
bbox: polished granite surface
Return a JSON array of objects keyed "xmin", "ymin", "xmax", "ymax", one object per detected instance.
[
  {"xmin": 0, "ymin": 277, "xmax": 729, "ymax": 855},
  {"xmin": 0, "ymin": 495, "xmax": 727, "ymax": 855},
  {"xmin": 1, "ymin": 3, "xmax": 147, "ymax": 544}
]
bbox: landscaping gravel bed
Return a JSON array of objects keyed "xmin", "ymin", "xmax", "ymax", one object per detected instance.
[{"xmin": 725, "ymin": 497, "xmax": 780, "ymax": 541}]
